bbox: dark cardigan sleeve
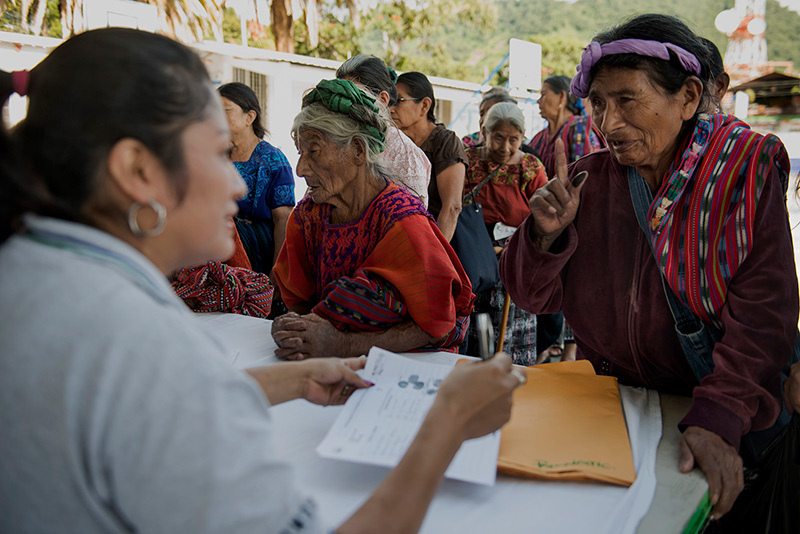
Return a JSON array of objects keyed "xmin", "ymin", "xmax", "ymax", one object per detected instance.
[{"xmin": 499, "ymin": 215, "xmax": 578, "ymax": 316}]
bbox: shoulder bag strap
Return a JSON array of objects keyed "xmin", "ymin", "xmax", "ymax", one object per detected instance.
[
  {"xmin": 463, "ymin": 162, "xmax": 504, "ymax": 206},
  {"xmin": 627, "ymin": 166, "xmax": 718, "ymax": 381}
]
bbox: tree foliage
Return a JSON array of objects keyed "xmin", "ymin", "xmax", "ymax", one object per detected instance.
[
  {"xmin": 532, "ymin": 34, "xmax": 587, "ymax": 77},
  {"xmin": 0, "ymin": 0, "xmax": 60, "ymax": 36},
  {"xmin": 489, "ymin": 0, "xmax": 800, "ymax": 80},
  {"xmin": 765, "ymin": 0, "xmax": 800, "ymax": 67},
  {"xmin": 2, "ymin": 0, "xmax": 798, "ymax": 84}
]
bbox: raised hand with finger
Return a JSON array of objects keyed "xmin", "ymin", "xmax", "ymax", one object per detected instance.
[{"xmin": 527, "ymin": 138, "xmax": 588, "ymax": 252}]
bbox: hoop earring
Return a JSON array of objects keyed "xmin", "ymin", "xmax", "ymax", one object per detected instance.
[{"xmin": 127, "ymin": 200, "xmax": 167, "ymax": 238}]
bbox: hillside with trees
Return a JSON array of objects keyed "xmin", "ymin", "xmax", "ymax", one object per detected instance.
[{"xmin": 425, "ymin": 0, "xmax": 800, "ymax": 83}]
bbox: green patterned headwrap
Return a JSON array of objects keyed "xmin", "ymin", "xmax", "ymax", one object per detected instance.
[{"xmin": 302, "ymin": 79, "xmax": 386, "ymax": 152}]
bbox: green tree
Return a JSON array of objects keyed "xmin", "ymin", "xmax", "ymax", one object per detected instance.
[
  {"xmin": 142, "ymin": 0, "xmax": 225, "ymax": 42},
  {"xmin": 765, "ymin": 0, "xmax": 800, "ymax": 67},
  {"xmin": 532, "ymin": 33, "xmax": 586, "ymax": 77},
  {"xmin": 267, "ymin": 0, "xmax": 363, "ymax": 53},
  {"xmin": 360, "ymin": 0, "xmax": 496, "ymax": 74},
  {"xmin": 295, "ymin": 11, "xmax": 360, "ymax": 59},
  {"xmin": 0, "ymin": 0, "xmax": 59, "ymax": 36},
  {"xmin": 48, "ymin": 0, "xmax": 224, "ymax": 40}
]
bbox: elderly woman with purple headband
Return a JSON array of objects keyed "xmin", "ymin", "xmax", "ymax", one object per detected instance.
[{"xmin": 501, "ymin": 14, "xmax": 798, "ymax": 528}]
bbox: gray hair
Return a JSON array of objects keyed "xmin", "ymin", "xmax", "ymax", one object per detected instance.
[
  {"xmin": 483, "ymin": 102, "xmax": 525, "ymax": 135},
  {"xmin": 291, "ymin": 102, "xmax": 388, "ymax": 179}
]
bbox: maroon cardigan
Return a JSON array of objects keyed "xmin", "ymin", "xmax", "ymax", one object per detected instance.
[{"xmin": 500, "ymin": 149, "xmax": 798, "ymax": 450}]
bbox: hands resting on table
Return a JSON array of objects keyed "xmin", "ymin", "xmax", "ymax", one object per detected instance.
[
  {"xmin": 271, "ymin": 311, "xmax": 437, "ymax": 360},
  {"xmin": 246, "ymin": 352, "xmax": 523, "ymax": 534}
]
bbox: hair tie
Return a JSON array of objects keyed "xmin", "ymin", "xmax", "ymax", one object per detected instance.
[
  {"xmin": 574, "ymin": 98, "xmax": 585, "ymax": 115},
  {"xmin": 11, "ymin": 70, "xmax": 30, "ymax": 96}
]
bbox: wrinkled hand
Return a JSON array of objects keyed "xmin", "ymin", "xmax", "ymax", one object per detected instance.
[
  {"xmin": 679, "ymin": 426, "xmax": 743, "ymax": 520},
  {"xmin": 272, "ymin": 312, "xmax": 351, "ymax": 360},
  {"xmin": 297, "ymin": 357, "xmax": 372, "ymax": 406},
  {"xmin": 434, "ymin": 353, "xmax": 524, "ymax": 441},
  {"xmin": 784, "ymin": 361, "xmax": 800, "ymax": 415},
  {"xmin": 528, "ymin": 138, "xmax": 588, "ymax": 250}
]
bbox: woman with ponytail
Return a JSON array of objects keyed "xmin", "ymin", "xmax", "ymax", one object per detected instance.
[
  {"xmin": 391, "ymin": 71, "xmax": 467, "ymax": 241},
  {"xmin": 527, "ymin": 74, "xmax": 605, "ymax": 179},
  {"xmin": 0, "ymin": 29, "xmax": 520, "ymax": 533}
]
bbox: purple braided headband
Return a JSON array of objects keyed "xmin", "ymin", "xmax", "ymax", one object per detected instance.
[{"xmin": 570, "ymin": 39, "xmax": 702, "ymax": 98}]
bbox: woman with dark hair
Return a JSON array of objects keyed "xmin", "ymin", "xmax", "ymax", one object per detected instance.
[
  {"xmin": 336, "ymin": 55, "xmax": 431, "ymax": 205},
  {"xmin": 501, "ymin": 14, "xmax": 798, "ymax": 527},
  {"xmin": 699, "ymin": 37, "xmax": 730, "ymax": 112},
  {"xmin": 218, "ymin": 82, "xmax": 294, "ymax": 275},
  {"xmin": 0, "ymin": 29, "xmax": 521, "ymax": 533},
  {"xmin": 528, "ymin": 75, "xmax": 605, "ymax": 179},
  {"xmin": 391, "ymin": 71, "xmax": 466, "ymax": 241}
]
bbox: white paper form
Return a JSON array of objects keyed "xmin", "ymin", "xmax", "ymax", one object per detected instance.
[{"xmin": 316, "ymin": 347, "xmax": 500, "ymax": 486}]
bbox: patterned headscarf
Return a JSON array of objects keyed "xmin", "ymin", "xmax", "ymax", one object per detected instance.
[{"xmin": 302, "ymin": 79, "xmax": 386, "ymax": 152}]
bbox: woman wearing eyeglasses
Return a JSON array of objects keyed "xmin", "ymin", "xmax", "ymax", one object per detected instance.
[{"xmin": 391, "ymin": 72, "xmax": 466, "ymax": 242}]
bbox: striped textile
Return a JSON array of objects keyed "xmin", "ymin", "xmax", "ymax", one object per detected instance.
[
  {"xmin": 464, "ymin": 281, "xmax": 538, "ymax": 365},
  {"xmin": 528, "ymin": 115, "xmax": 605, "ymax": 178},
  {"xmin": 314, "ymin": 269, "xmax": 407, "ymax": 332},
  {"xmin": 313, "ymin": 268, "xmax": 468, "ymax": 351},
  {"xmin": 171, "ymin": 262, "xmax": 274, "ymax": 318},
  {"xmin": 647, "ymin": 114, "xmax": 790, "ymax": 328}
]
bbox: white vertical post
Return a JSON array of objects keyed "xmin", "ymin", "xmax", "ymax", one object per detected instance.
[{"xmin": 734, "ymin": 91, "xmax": 749, "ymax": 120}]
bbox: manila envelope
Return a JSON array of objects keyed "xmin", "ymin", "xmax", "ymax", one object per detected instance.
[{"xmin": 497, "ymin": 359, "xmax": 636, "ymax": 487}]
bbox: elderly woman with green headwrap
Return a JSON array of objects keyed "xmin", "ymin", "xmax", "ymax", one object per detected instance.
[{"xmin": 271, "ymin": 80, "xmax": 474, "ymax": 360}]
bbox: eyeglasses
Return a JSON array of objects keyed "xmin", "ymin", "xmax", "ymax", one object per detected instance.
[{"xmin": 390, "ymin": 97, "xmax": 420, "ymax": 107}]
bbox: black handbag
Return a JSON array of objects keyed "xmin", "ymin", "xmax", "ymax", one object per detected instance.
[{"xmin": 450, "ymin": 167, "xmax": 502, "ymax": 294}]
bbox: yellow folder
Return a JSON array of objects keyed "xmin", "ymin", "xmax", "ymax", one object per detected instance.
[{"xmin": 497, "ymin": 359, "xmax": 636, "ymax": 487}]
